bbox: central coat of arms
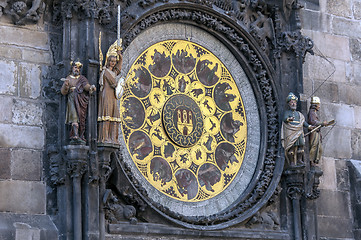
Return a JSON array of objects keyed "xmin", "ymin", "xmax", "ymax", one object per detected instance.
[{"xmin": 163, "ymin": 94, "xmax": 203, "ymax": 148}]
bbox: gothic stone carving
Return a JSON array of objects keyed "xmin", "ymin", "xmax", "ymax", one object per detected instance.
[
  {"xmin": 120, "ymin": 7, "xmax": 280, "ymax": 229},
  {"xmin": 48, "ymin": 145, "xmax": 66, "ymax": 186},
  {"xmin": 2, "ymin": 0, "xmax": 45, "ymax": 25},
  {"xmin": 104, "ymin": 189, "xmax": 138, "ymax": 224}
]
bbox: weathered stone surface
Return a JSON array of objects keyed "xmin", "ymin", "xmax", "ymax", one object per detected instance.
[
  {"xmin": 15, "ymin": 222, "xmax": 40, "ymax": 240},
  {"xmin": 335, "ymin": 159, "xmax": 350, "ymax": 191},
  {"xmin": 326, "ymin": 0, "xmax": 352, "ymax": 18},
  {"xmin": 44, "ymin": 102, "xmax": 59, "ymax": 144},
  {"xmin": 19, "ymin": 63, "xmax": 41, "ymax": 99},
  {"xmin": 350, "ymin": 38, "xmax": 361, "ymax": 62},
  {"xmin": 317, "ymin": 189, "xmax": 351, "ymax": 217},
  {"xmin": 22, "ymin": 49, "xmax": 51, "ymax": 65},
  {"xmin": 352, "ymin": 130, "xmax": 361, "ymax": 160},
  {"xmin": 339, "ymin": 84, "xmax": 361, "ymax": 105},
  {"xmin": 107, "ymin": 222, "xmax": 290, "ymax": 239},
  {"xmin": 330, "ymin": 59, "xmax": 348, "ymax": 83},
  {"xmin": 0, "ymin": 60, "xmax": 17, "ymax": 95},
  {"xmin": 319, "ymin": 0, "xmax": 327, "ymax": 12},
  {"xmin": 300, "ymin": 0, "xmax": 320, "ymax": 11},
  {"xmin": 302, "ymin": 30, "xmax": 350, "ymax": 61},
  {"xmin": 0, "ymin": 148, "xmax": 11, "ymax": 179},
  {"xmin": 318, "ymin": 216, "xmax": 354, "ymax": 238},
  {"xmin": 0, "ymin": 212, "xmax": 58, "ymax": 240},
  {"xmin": 0, "ymin": 44, "xmax": 22, "ymax": 60},
  {"xmin": 354, "ymin": 0, "xmax": 361, "ymax": 20},
  {"xmin": 321, "ymin": 103, "xmax": 354, "ymax": 128},
  {"xmin": 300, "ymin": 10, "xmax": 330, "ymax": 32},
  {"xmin": 355, "ymin": 105, "xmax": 361, "ymax": 129},
  {"xmin": 303, "ymin": 54, "xmax": 346, "ymax": 83},
  {"xmin": 0, "ymin": 180, "xmax": 45, "ymax": 214},
  {"xmin": 319, "ymin": 157, "xmax": 336, "ymax": 190},
  {"xmin": 12, "ymin": 99, "xmax": 43, "ymax": 126},
  {"xmin": 332, "ymin": 17, "xmax": 361, "ymax": 39},
  {"xmin": 11, "ymin": 149, "xmax": 42, "ymax": 181},
  {"xmin": 348, "ymin": 160, "xmax": 361, "ymax": 202},
  {"xmin": 323, "ymin": 126, "xmax": 351, "ymax": 159},
  {"xmin": 351, "ymin": 61, "xmax": 361, "ymax": 85},
  {"xmin": 0, "ymin": 25, "xmax": 48, "ymax": 50},
  {"xmin": 0, "ymin": 95, "xmax": 13, "ymax": 123},
  {"xmin": 303, "ymin": 79, "xmax": 338, "ymax": 103},
  {"xmin": 0, "ymin": 123, "xmax": 44, "ymax": 149}
]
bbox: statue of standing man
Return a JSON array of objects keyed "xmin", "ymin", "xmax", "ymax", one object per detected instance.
[
  {"xmin": 281, "ymin": 92, "xmax": 313, "ymax": 166},
  {"xmin": 61, "ymin": 61, "xmax": 96, "ymax": 144},
  {"xmin": 307, "ymin": 97, "xmax": 333, "ymax": 166}
]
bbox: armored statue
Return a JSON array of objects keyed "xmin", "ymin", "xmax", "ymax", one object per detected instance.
[
  {"xmin": 97, "ymin": 40, "xmax": 123, "ymax": 145},
  {"xmin": 61, "ymin": 60, "xmax": 96, "ymax": 144},
  {"xmin": 281, "ymin": 92, "xmax": 313, "ymax": 166}
]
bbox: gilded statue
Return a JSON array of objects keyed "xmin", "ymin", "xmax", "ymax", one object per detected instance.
[
  {"xmin": 61, "ymin": 61, "xmax": 96, "ymax": 144},
  {"xmin": 97, "ymin": 40, "xmax": 124, "ymax": 145}
]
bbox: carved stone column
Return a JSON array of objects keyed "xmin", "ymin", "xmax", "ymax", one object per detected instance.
[
  {"xmin": 284, "ymin": 165, "xmax": 306, "ymax": 240},
  {"xmin": 64, "ymin": 145, "xmax": 89, "ymax": 240},
  {"xmin": 97, "ymin": 146, "xmax": 118, "ymax": 240}
]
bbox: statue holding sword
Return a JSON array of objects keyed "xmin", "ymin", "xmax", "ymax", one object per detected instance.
[{"xmin": 97, "ymin": 6, "xmax": 125, "ymax": 145}]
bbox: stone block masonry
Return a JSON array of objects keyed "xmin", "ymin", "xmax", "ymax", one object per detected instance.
[
  {"xmin": 0, "ymin": 18, "xmax": 51, "ymax": 232},
  {"xmin": 301, "ymin": 0, "xmax": 361, "ymax": 239}
]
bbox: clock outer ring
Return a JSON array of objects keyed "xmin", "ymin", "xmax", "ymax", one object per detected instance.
[{"xmin": 119, "ymin": 23, "xmax": 261, "ymax": 219}]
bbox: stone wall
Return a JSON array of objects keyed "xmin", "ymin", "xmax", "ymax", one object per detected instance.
[
  {"xmin": 301, "ymin": 0, "xmax": 361, "ymax": 239},
  {"xmin": 0, "ymin": 16, "xmax": 57, "ymax": 239},
  {"xmin": 0, "ymin": 0, "xmax": 360, "ymax": 239}
]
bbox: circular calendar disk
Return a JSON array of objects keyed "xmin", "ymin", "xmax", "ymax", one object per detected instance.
[{"xmin": 121, "ymin": 39, "xmax": 247, "ymax": 202}]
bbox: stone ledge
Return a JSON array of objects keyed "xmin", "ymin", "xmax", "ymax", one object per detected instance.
[
  {"xmin": 108, "ymin": 222, "xmax": 290, "ymax": 239},
  {"xmin": 0, "ymin": 212, "xmax": 58, "ymax": 240}
]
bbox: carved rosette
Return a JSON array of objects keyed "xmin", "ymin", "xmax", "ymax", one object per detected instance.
[{"xmin": 118, "ymin": 5, "xmax": 282, "ymax": 230}]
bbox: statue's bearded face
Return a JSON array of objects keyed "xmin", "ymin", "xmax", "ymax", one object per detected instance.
[
  {"xmin": 288, "ymin": 99, "xmax": 297, "ymax": 110},
  {"xmin": 72, "ymin": 65, "xmax": 80, "ymax": 76}
]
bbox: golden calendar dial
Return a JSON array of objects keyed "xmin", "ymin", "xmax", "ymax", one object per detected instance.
[{"xmin": 120, "ymin": 40, "xmax": 247, "ymax": 202}]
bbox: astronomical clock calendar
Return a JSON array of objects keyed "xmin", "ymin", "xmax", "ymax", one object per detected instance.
[{"xmin": 120, "ymin": 40, "xmax": 247, "ymax": 202}]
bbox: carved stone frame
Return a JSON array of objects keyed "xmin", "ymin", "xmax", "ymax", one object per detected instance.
[{"xmin": 116, "ymin": 3, "xmax": 283, "ymax": 230}]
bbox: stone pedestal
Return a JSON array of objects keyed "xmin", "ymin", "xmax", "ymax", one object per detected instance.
[
  {"xmin": 63, "ymin": 145, "xmax": 89, "ymax": 240},
  {"xmin": 284, "ymin": 165, "xmax": 306, "ymax": 240},
  {"xmin": 97, "ymin": 146, "xmax": 119, "ymax": 240}
]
